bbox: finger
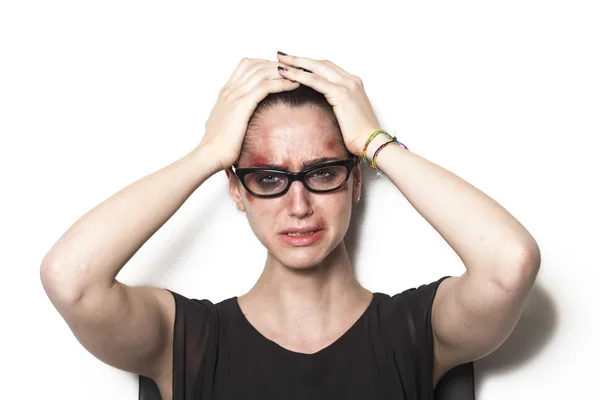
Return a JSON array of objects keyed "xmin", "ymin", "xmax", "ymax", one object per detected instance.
[
  {"xmin": 239, "ymin": 78, "xmax": 300, "ymax": 104},
  {"xmin": 230, "ymin": 60, "xmax": 275, "ymax": 89},
  {"xmin": 276, "ymin": 53, "xmax": 350, "ymax": 84},
  {"xmin": 276, "ymin": 66, "xmax": 341, "ymax": 97},
  {"xmin": 225, "ymin": 58, "xmax": 263, "ymax": 87},
  {"xmin": 221, "ymin": 59, "xmax": 272, "ymax": 100},
  {"xmin": 233, "ymin": 63, "xmax": 290, "ymax": 97}
]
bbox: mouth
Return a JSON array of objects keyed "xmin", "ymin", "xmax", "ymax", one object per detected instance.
[
  {"xmin": 284, "ymin": 230, "xmax": 319, "ymax": 236},
  {"xmin": 279, "ymin": 229, "xmax": 325, "ymax": 246},
  {"xmin": 281, "ymin": 227, "xmax": 323, "ymax": 235}
]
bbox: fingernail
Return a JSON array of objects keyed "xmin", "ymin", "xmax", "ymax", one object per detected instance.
[
  {"xmin": 277, "ymin": 51, "xmax": 288, "ymax": 56},
  {"xmin": 278, "ymin": 66, "xmax": 288, "ymax": 72}
]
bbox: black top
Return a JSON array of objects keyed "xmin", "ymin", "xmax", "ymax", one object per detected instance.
[{"xmin": 139, "ymin": 275, "xmax": 475, "ymax": 399}]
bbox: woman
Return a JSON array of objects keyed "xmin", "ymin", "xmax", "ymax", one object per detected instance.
[{"xmin": 40, "ymin": 51, "xmax": 541, "ymax": 399}]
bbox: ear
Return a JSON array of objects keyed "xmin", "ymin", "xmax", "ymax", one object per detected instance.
[
  {"xmin": 352, "ymin": 159, "xmax": 362, "ymax": 204},
  {"xmin": 226, "ymin": 167, "xmax": 246, "ymax": 212}
]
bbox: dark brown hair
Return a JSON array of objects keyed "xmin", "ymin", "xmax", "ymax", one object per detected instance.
[{"xmin": 236, "ymin": 85, "xmax": 354, "ymax": 166}]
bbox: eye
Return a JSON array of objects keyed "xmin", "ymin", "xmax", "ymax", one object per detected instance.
[
  {"xmin": 307, "ymin": 167, "xmax": 339, "ymax": 181},
  {"xmin": 256, "ymin": 174, "xmax": 282, "ymax": 183},
  {"xmin": 314, "ymin": 169, "xmax": 331, "ymax": 178},
  {"xmin": 258, "ymin": 175, "xmax": 279, "ymax": 183},
  {"xmin": 250, "ymin": 172, "xmax": 287, "ymax": 190}
]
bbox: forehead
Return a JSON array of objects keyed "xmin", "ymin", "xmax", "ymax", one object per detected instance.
[{"xmin": 241, "ymin": 105, "xmax": 346, "ymax": 168}]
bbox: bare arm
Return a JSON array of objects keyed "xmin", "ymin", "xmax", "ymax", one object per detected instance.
[
  {"xmin": 259, "ymin": 53, "xmax": 542, "ymax": 388},
  {"xmin": 262, "ymin": 53, "xmax": 542, "ymax": 387},
  {"xmin": 364, "ymin": 134, "xmax": 541, "ymax": 385},
  {"xmin": 40, "ymin": 143, "xmax": 221, "ymax": 380},
  {"xmin": 40, "ymin": 57, "xmax": 301, "ymax": 388}
]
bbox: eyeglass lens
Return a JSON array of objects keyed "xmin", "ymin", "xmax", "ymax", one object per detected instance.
[{"xmin": 244, "ymin": 165, "xmax": 349, "ymax": 196}]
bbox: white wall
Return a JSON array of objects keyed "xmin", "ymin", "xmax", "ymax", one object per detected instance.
[{"xmin": 1, "ymin": 1, "xmax": 598, "ymax": 398}]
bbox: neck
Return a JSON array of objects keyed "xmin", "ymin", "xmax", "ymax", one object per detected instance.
[{"xmin": 243, "ymin": 241, "xmax": 370, "ymax": 318}]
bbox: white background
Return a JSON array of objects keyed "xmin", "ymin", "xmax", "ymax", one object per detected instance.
[{"xmin": 1, "ymin": 1, "xmax": 598, "ymax": 399}]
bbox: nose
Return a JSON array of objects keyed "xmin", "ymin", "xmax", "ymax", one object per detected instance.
[{"xmin": 285, "ymin": 180, "xmax": 313, "ymax": 218}]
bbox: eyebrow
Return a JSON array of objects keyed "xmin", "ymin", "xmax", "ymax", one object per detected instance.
[{"xmin": 248, "ymin": 157, "xmax": 342, "ymax": 171}]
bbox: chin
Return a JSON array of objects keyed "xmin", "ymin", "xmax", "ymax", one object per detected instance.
[
  {"xmin": 281, "ymin": 255, "xmax": 325, "ymax": 271},
  {"xmin": 268, "ymin": 232, "xmax": 341, "ymax": 271}
]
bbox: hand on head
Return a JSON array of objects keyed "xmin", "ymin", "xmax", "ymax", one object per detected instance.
[
  {"xmin": 275, "ymin": 52, "xmax": 381, "ymax": 157},
  {"xmin": 198, "ymin": 52, "xmax": 381, "ymax": 173},
  {"xmin": 199, "ymin": 58, "xmax": 301, "ymax": 172}
]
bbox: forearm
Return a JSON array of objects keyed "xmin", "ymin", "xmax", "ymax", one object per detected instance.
[
  {"xmin": 41, "ymin": 144, "xmax": 221, "ymax": 301},
  {"xmin": 366, "ymin": 135, "xmax": 540, "ymax": 286}
]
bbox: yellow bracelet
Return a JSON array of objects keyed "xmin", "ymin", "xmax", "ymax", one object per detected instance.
[{"xmin": 362, "ymin": 129, "xmax": 393, "ymax": 168}]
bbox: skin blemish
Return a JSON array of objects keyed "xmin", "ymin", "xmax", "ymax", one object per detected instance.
[
  {"xmin": 325, "ymin": 139, "xmax": 336, "ymax": 152},
  {"xmin": 245, "ymin": 192, "xmax": 254, "ymax": 204},
  {"xmin": 249, "ymin": 154, "xmax": 289, "ymax": 170},
  {"xmin": 249, "ymin": 155, "xmax": 270, "ymax": 166}
]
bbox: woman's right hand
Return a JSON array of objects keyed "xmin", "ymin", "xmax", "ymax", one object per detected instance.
[{"xmin": 198, "ymin": 58, "xmax": 300, "ymax": 171}]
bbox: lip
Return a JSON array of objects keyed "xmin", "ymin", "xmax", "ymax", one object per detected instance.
[
  {"xmin": 280, "ymin": 226, "xmax": 323, "ymax": 234},
  {"xmin": 279, "ymin": 230, "xmax": 324, "ymax": 246}
]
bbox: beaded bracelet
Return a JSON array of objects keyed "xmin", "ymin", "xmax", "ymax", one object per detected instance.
[
  {"xmin": 362, "ymin": 129, "xmax": 393, "ymax": 168},
  {"xmin": 361, "ymin": 129, "xmax": 409, "ymax": 179},
  {"xmin": 372, "ymin": 136, "xmax": 408, "ymax": 178}
]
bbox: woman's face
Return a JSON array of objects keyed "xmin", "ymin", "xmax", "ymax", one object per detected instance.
[{"xmin": 227, "ymin": 104, "xmax": 362, "ymax": 270}]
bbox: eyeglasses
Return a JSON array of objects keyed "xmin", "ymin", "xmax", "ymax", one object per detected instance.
[{"xmin": 231, "ymin": 157, "xmax": 359, "ymax": 198}]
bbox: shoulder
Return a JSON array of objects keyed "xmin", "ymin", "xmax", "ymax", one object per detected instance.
[
  {"xmin": 375, "ymin": 276, "xmax": 452, "ymax": 319},
  {"xmin": 162, "ymin": 290, "xmax": 221, "ymax": 349},
  {"xmin": 368, "ymin": 276, "xmax": 452, "ymax": 352},
  {"xmin": 145, "ymin": 291, "xmax": 224, "ymax": 399},
  {"xmin": 166, "ymin": 289, "xmax": 233, "ymax": 320},
  {"xmin": 166, "ymin": 290, "xmax": 241, "ymax": 335},
  {"xmin": 368, "ymin": 276, "xmax": 453, "ymax": 392}
]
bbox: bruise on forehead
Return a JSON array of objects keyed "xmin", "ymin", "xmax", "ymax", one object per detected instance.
[
  {"xmin": 239, "ymin": 105, "xmax": 347, "ymax": 167},
  {"xmin": 325, "ymin": 138, "xmax": 337, "ymax": 152},
  {"xmin": 241, "ymin": 137, "xmax": 347, "ymax": 169},
  {"xmin": 239, "ymin": 128, "xmax": 273, "ymax": 165},
  {"xmin": 249, "ymin": 155, "xmax": 270, "ymax": 166}
]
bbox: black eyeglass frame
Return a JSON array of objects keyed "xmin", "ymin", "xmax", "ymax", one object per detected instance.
[{"xmin": 231, "ymin": 157, "xmax": 360, "ymax": 198}]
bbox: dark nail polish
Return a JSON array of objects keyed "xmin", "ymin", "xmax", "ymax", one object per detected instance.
[
  {"xmin": 278, "ymin": 66, "xmax": 288, "ymax": 72},
  {"xmin": 277, "ymin": 51, "xmax": 288, "ymax": 56}
]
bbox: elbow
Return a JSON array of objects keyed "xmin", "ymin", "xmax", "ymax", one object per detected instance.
[
  {"xmin": 499, "ymin": 241, "xmax": 542, "ymax": 291},
  {"xmin": 517, "ymin": 241, "xmax": 541, "ymax": 275},
  {"xmin": 522, "ymin": 242, "xmax": 542, "ymax": 283},
  {"xmin": 40, "ymin": 258, "xmax": 87, "ymax": 308}
]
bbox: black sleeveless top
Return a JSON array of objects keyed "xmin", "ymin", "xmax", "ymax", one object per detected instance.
[{"xmin": 139, "ymin": 276, "xmax": 475, "ymax": 399}]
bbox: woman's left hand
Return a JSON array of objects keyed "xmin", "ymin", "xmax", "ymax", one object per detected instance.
[{"xmin": 276, "ymin": 52, "xmax": 382, "ymax": 157}]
